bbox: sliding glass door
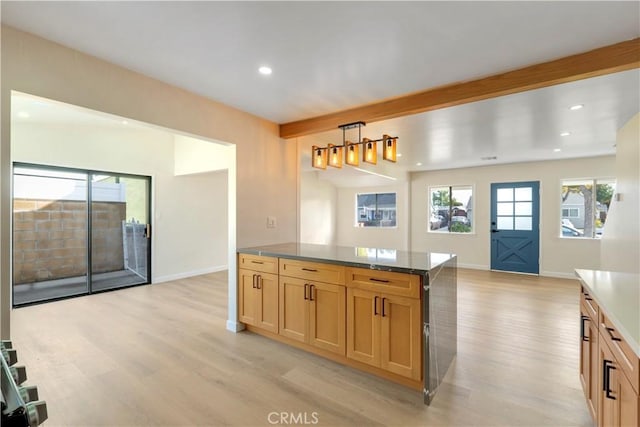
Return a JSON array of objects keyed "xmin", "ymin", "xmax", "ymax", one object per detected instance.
[
  {"xmin": 12, "ymin": 164, "xmax": 151, "ymax": 306},
  {"xmin": 90, "ymin": 173, "xmax": 150, "ymax": 291}
]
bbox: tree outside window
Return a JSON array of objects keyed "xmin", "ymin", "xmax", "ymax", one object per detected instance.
[
  {"xmin": 561, "ymin": 178, "xmax": 615, "ymax": 238},
  {"xmin": 429, "ymin": 186, "xmax": 473, "ymax": 233}
]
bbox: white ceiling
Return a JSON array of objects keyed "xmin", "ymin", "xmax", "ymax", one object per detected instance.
[{"xmin": 3, "ymin": 1, "xmax": 639, "ymax": 184}]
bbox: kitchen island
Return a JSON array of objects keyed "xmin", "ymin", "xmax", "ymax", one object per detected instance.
[{"xmin": 237, "ymin": 242, "xmax": 457, "ymax": 405}]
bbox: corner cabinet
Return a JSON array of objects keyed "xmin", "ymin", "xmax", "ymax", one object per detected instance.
[
  {"xmin": 238, "ymin": 254, "xmax": 279, "ymax": 333},
  {"xmin": 346, "ymin": 268, "xmax": 422, "ymax": 381}
]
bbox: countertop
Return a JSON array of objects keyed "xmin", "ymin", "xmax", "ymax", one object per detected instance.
[
  {"xmin": 575, "ymin": 269, "xmax": 640, "ymax": 358},
  {"xmin": 238, "ymin": 242, "xmax": 455, "ymax": 275}
]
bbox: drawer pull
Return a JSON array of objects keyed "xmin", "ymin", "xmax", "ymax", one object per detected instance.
[
  {"xmin": 369, "ymin": 278, "xmax": 390, "ymax": 283},
  {"xmin": 301, "ymin": 267, "xmax": 318, "ymax": 272},
  {"xmin": 603, "ymin": 359, "xmax": 616, "ymax": 400},
  {"xmin": 606, "ymin": 327, "xmax": 622, "ymax": 342},
  {"xmin": 580, "ymin": 315, "xmax": 589, "ymax": 342},
  {"xmin": 251, "ymin": 260, "xmax": 264, "ymax": 264}
]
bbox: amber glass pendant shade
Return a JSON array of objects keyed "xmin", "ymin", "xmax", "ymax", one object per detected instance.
[
  {"xmin": 312, "ymin": 145, "xmax": 327, "ymax": 169},
  {"xmin": 328, "ymin": 144, "xmax": 343, "ymax": 168},
  {"xmin": 383, "ymin": 134, "xmax": 397, "ymax": 162},
  {"xmin": 362, "ymin": 138, "xmax": 377, "ymax": 165},
  {"xmin": 345, "ymin": 141, "xmax": 359, "ymax": 166}
]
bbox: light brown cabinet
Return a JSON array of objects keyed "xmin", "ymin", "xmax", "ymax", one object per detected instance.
[
  {"xmin": 598, "ymin": 330, "xmax": 639, "ymax": 427},
  {"xmin": 580, "ymin": 287, "xmax": 599, "ymax": 421},
  {"xmin": 238, "ymin": 255, "xmax": 279, "ymax": 333},
  {"xmin": 279, "ymin": 273, "xmax": 346, "ymax": 355},
  {"xmin": 579, "ymin": 284, "xmax": 640, "ymax": 427},
  {"xmin": 346, "ymin": 268, "xmax": 421, "ymax": 381}
]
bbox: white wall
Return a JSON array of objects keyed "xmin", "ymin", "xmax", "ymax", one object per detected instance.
[
  {"xmin": 11, "ymin": 122, "xmax": 229, "ymax": 282},
  {"xmin": 600, "ymin": 114, "xmax": 640, "ymax": 273},
  {"xmin": 410, "ymin": 156, "xmax": 616, "ymax": 277},
  {"xmin": 336, "ymin": 182, "xmax": 410, "ymax": 250},
  {"xmin": 299, "ymin": 171, "xmax": 338, "ymax": 245},
  {"xmin": 174, "ymin": 134, "xmax": 231, "ymax": 176},
  {"xmin": 1, "ymin": 25, "xmax": 298, "ymax": 337}
]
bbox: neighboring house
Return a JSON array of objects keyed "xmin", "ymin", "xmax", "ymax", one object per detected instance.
[{"xmin": 561, "ymin": 191, "xmax": 608, "ymax": 229}]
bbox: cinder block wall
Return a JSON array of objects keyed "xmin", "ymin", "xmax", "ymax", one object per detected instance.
[{"xmin": 13, "ymin": 199, "xmax": 125, "ymax": 284}]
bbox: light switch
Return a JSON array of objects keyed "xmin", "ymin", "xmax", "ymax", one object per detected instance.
[{"xmin": 267, "ymin": 216, "xmax": 277, "ymax": 228}]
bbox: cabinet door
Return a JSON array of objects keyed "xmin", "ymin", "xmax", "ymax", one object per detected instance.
[
  {"xmin": 587, "ymin": 314, "xmax": 599, "ymax": 422},
  {"xmin": 238, "ymin": 269, "xmax": 257, "ymax": 326},
  {"xmin": 380, "ymin": 294, "xmax": 421, "ymax": 380},
  {"xmin": 346, "ymin": 288, "xmax": 380, "ymax": 367},
  {"xmin": 279, "ymin": 276, "xmax": 308, "ymax": 343},
  {"xmin": 309, "ymin": 282, "xmax": 345, "ymax": 355},
  {"xmin": 600, "ymin": 337, "xmax": 617, "ymax": 427},
  {"xmin": 615, "ymin": 367, "xmax": 639, "ymax": 427},
  {"xmin": 257, "ymin": 272, "xmax": 279, "ymax": 334},
  {"xmin": 580, "ymin": 305, "xmax": 598, "ymax": 421}
]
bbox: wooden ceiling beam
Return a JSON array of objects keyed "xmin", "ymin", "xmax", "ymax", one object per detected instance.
[{"xmin": 279, "ymin": 38, "xmax": 640, "ymax": 139}]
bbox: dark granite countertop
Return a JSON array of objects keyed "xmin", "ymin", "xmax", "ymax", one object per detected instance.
[{"xmin": 238, "ymin": 242, "xmax": 455, "ymax": 275}]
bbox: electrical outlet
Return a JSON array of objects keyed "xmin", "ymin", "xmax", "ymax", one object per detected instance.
[{"xmin": 267, "ymin": 216, "xmax": 277, "ymax": 228}]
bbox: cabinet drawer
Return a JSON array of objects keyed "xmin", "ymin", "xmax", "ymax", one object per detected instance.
[
  {"xmin": 580, "ymin": 286, "xmax": 599, "ymax": 321},
  {"xmin": 599, "ymin": 311, "xmax": 640, "ymax": 395},
  {"xmin": 238, "ymin": 254, "xmax": 279, "ymax": 274},
  {"xmin": 279, "ymin": 259, "xmax": 345, "ymax": 285},
  {"xmin": 346, "ymin": 267, "xmax": 421, "ymax": 299}
]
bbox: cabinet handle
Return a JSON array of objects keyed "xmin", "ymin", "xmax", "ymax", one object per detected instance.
[
  {"xmin": 304, "ymin": 284, "xmax": 309, "ymax": 300},
  {"xmin": 606, "ymin": 327, "xmax": 622, "ymax": 342},
  {"xmin": 584, "ymin": 296, "xmax": 593, "ymax": 301},
  {"xmin": 302, "ymin": 268, "xmax": 317, "ymax": 272},
  {"xmin": 381, "ymin": 297, "xmax": 387, "ymax": 317},
  {"xmin": 580, "ymin": 315, "xmax": 589, "ymax": 342},
  {"xmin": 309, "ymin": 285, "xmax": 315, "ymax": 301},
  {"xmin": 251, "ymin": 260, "xmax": 264, "ymax": 264},
  {"xmin": 369, "ymin": 278, "xmax": 390, "ymax": 283},
  {"xmin": 603, "ymin": 359, "xmax": 616, "ymax": 400},
  {"xmin": 374, "ymin": 296, "xmax": 379, "ymax": 316},
  {"xmin": 252, "ymin": 274, "xmax": 257, "ymax": 289},
  {"xmin": 256, "ymin": 275, "xmax": 262, "ymax": 290}
]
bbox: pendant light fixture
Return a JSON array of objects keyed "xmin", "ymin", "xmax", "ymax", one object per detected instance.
[{"xmin": 311, "ymin": 122, "xmax": 398, "ymax": 170}]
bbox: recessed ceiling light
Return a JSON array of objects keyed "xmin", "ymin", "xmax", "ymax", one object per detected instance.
[
  {"xmin": 554, "ymin": 148, "xmax": 562, "ymax": 152},
  {"xmin": 258, "ymin": 66, "xmax": 272, "ymax": 75},
  {"xmin": 396, "ymin": 153, "xmax": 402, "ymax": 158},
  {"xmin": 569, "ymin": 104, "xmax": 584, "ymax": 111},
  {"xmin": 416, "ymin": 162, "xmax": 423, "ymax": 166},
  {"xmin": 17, "ymin": 111, "xmax": 30, "ymax": 119},
  {"xmin": 121, "ymin": 120, "xmax": 128, "ymax": 125},
  {"xmin": 560, "ymin": 131, "xmax": 571, "ymax": 137}
]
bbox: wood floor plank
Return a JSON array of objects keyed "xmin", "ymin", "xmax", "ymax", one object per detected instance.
[{"xmin": 10, "ymin": 269, "xmax": 593, "ymax": 426}]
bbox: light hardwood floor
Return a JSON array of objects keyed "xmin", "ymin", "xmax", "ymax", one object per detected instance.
[{"xmin": 10, "ymin": 269, "xmax": 593, "ymax": 426}]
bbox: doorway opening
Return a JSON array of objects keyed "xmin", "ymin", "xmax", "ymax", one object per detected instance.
[{"xmin": 12, "ymin": 163, "xmax": 152, "ymax": 305}]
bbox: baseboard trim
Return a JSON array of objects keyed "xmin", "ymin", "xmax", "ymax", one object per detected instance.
[
  {"xmin": 457, "ymin": 263, "xmax": 487, "ymax": 271},
  {"xmin": 153, "ymin": 265, "xmax": 227, "ymax": 284},
  {"xmin": 539, "ymin": 270, "xmax": 578, "ymax": 280},
  {"xmin": 226, "ymin": 320, "xmax": 245, "ymax": 333}
]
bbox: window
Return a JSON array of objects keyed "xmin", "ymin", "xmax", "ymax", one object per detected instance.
[
  {"xmin": 561, "ymin": 178, "xmax": 615, "ymax": 238},
  {"xmin": 561, "ymin": 208, "xmax": 580, "ymax": 218},
  {"xmin": 356, "ymin": 193, "xmax": 396, "ymax": 227},
  {"xmin": 429, "ymin": 185, "xmax": 473, "ymax": 233}
]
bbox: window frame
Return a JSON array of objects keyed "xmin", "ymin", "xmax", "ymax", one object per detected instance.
[
  {"xmin": 428, "ymin": 184, "xmax": 475, "ymax": 234},
  {"xmin": 354, "ymin": 192, "xmax": 397, "ymax": 228},
  {"xmin": 560, "ymin": 177, "xmax": 616, "ymax": 239}
]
